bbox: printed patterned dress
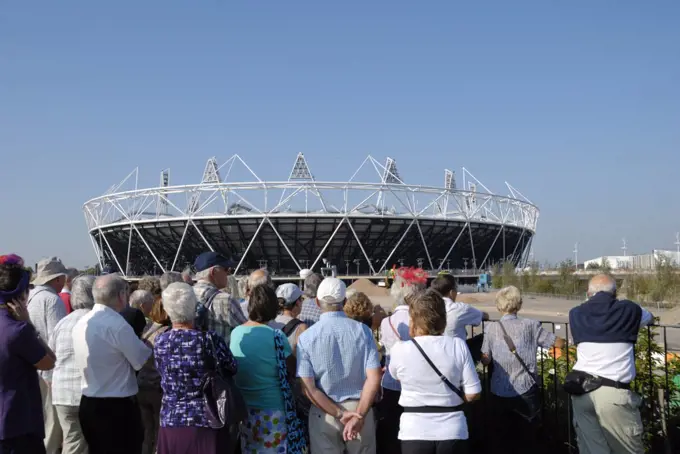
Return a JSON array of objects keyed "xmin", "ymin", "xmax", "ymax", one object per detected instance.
[{"xmin": 154, "ymin": 329, "xmax": 238, "ymax": 454}]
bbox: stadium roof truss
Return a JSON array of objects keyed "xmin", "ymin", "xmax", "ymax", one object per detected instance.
[{"xmin": 83, "ymin": 154, "xmax": 539, "ymax": 276}]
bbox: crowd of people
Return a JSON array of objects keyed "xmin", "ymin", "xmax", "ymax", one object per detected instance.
[{"xmin": 0, "ymin": 251, "xmax": 654, "ymax": 454}]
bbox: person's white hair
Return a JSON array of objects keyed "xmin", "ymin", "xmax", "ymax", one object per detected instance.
[
  {"xmin": 162, "ymin": 282, "xmax": 198, "ymax": 324},
  {"xmin": 194, "ymin": 268, "xmax": 212, "ymax": 281},
  {"xmin": 390, "ymin": 274, "xmax": 426, "ymax": 308},
  {"xmin": 93, "ymin": 274, "xmax": 128, "ymax": 309},
  {"xmin": 495, "ymin": 285, "xmax": 523, "ymax": 314},
  {"xmin": 71, "ymin": 275, "xmax": 96, "ymax": 310},
  {"xmin": 160, "ymin": 271, "xmax": 183, "ymax": 291},
  {"xmin": 237, "ymin": 276, "xmax": 248, "ymax": 299},
  {"xmin": 129, "ymin": 289, "xmax": 154, "ymax": 310},
  {"xmin": 247, "ymin": 269, "xmax": 273, "ymax": 290},
  {"xmin": 588, "ymin": 275, "xmax": 616, "ymax": 295}
]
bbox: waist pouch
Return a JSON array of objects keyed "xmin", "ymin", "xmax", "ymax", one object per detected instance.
[{"xmin": 563, "ymin": 370, "xmax": 630, "ymax": 396}]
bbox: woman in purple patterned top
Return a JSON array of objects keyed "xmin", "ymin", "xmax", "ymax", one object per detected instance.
[{"xmin": 154, "ymin": 282, "xmax": 238, "ymax": 454}]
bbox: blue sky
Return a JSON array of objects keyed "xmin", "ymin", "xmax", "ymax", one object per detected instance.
[{"xmin": 1, "ymin": 1, "xmax": 679, "ymax": 268}]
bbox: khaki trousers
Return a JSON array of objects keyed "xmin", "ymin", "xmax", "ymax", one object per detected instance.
[
  {"xmin": 55, "ymin": 405, "xmax": 88, "ymax": 454},
  {"xmin": 309, "ymin": 400, "xmax": 376, "ymax": 454},
  {"xmin": 39, "ymin": 377, "xmax": 63, "ymax": 454},
  {"xmin": 571, "ymin": 386, "xmax": 644, "ymax": 454}
]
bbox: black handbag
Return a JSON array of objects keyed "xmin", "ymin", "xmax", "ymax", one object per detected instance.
[{"xmin": 201, "ymin": 333, "xmax": 247, "ymax": 429}]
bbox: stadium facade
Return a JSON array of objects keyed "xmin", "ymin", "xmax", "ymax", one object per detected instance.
[{"xmin": 82, "ymin": 154, "xmax": 539, "ymax": 277}]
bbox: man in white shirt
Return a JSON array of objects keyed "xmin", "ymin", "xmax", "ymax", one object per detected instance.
[
  {"xmin": 431, "ymin": 274, "xmax": 488, "ymax": 363},
  {"xmin": 568, "ymin": 274, "xmax": 653, "ymax": 454},
  {"xmin": 72, "ymin": 274, "xmax": 151, "ymax": 454}
]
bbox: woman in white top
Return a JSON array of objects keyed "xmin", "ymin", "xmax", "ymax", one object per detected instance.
[
  {"xmin": 389, "ymin": 289, "xmax": 481, "ymax": 454},
  {"xmin": 269, "ymin": 283, "xmax": 307, "ymax": 353}
]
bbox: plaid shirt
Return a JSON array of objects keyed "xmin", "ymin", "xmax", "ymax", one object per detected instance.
[
  {"xmin": 48, "ymin": 309, "xmax": 90, "ymax": 405},
  {"xmin": 193, "ymin": 280, "xmax": 247, "ymax": 343},
  {"xmin": 297, "ymin": 311, "xmax": 381, "ymax": 402},
  {"xmin": 28, "ymin": 285, "xmax": 67, "ymax": 380},
  {"xmin": 481, "ymin": 314, "xmax": 556, "ymax": 397},
  {"xmin": 298, "ymin": 298, "xmax": 322, "ymax": 326}
]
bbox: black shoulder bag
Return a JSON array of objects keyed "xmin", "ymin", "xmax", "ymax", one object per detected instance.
[
  {"xmin": 411, "ymin": 338, "xmax": 465, "ymax": 403},
  {"xmin": 201, "ymin": 332, "xmax": 247, "ymax": 428}
]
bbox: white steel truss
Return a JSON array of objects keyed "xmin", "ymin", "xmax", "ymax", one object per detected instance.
[{"xmin": 83, "ymin": 154, "xmax": 539, "ymax": 276}]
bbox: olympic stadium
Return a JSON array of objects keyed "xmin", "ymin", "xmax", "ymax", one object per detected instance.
[{"xmin": 82, "ymin": 154, "xmax": 539, "ymax": 278}]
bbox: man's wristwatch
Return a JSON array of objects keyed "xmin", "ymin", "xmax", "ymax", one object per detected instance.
[{"xmin": 335, "ymin": 409, "xmax": 344, "ymax": 420}]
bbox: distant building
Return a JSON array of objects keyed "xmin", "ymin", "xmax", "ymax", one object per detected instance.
[{"xmin": 584, "ymin": 250, "xmax": 680, "ymax": 270}]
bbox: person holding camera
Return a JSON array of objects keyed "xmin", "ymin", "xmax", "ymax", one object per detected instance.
[{"xmin": 0, "ymin": 254, "xmax": 57, "ymax": 454}]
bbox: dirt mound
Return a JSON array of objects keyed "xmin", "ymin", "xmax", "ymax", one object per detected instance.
[
  {"xmin": 457, "ymin": 291, "xmax": 497, "ymax": 304},
  {"xmin": 348, "ymin": 279, "xmax": 390, "ymax": 297}
]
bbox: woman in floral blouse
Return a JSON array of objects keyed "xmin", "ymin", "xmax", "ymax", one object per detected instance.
[{"xmin": 154, "ymin": 282, "xmax": 238, "ymax": 454}]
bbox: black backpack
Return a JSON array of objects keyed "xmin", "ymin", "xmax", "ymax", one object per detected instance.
[
  {"xmin": 195, "ymin": 287, "xmax": 221, "ymax": 331},
  {"xmin": 281, "ymin": 318, "xmax": 303, "ymax": 337}
]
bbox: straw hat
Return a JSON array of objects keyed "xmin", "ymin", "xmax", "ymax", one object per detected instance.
[{"xmin": 32, "ymin": 257, "xmax": 68, "ymax": 286}]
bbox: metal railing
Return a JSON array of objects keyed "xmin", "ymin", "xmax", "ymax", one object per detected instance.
[{"xmin": 465, "ymin": 321, "xmax": 680, "ymax": 453}]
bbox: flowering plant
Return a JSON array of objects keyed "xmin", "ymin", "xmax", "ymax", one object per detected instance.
[{"xmin": 396, "ymin": 267, "xmax": 428, "ymax": 286}]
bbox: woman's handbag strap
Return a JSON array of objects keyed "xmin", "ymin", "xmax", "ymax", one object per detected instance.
[{"xmin": 411, "ymin": 339, "xmax": 465, "ymax": 401}]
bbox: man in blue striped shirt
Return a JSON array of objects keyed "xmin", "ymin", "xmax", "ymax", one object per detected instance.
[{"xmin": 297, "ymin": 277, "xmax": 381, "ymax": 453}]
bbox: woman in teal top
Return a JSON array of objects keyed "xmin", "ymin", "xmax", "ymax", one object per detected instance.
[{"xmin": 230, "ymin": 285, "xmax": 306, "ymax": 453}]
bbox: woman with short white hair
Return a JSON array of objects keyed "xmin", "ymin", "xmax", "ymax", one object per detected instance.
[
  {"xmin": 481, "ymin": 285, "xmax": 566, "ymax": 454},
  {"xmin": 154, "ymin": 283, "xmax": 238, "ymax": 454}
]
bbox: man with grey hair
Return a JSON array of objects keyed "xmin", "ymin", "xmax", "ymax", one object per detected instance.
[
  {"xmin": 129, "ymin": 289, "xmax": 154, "ymax": 318},
  {"xmin": 159, "ymin": 271, "xmax": 183, "ymax": 292},
  {"xmin": 50, "ymin": 275, "xmax": 96, "ymax": 454},
  {"xmin": 192, "ymin": 251, "xmax": 247, "ymax": 343},
  {"xmin": 568, "ymin": 274, "xmax": 653, "ymax": 454},
  {"xmin": 240, "ymin": 268, "xmax": 273, "ymax": 317},
  {"xmin": 297, "ymin": 277, "xmax": 381, "ymax": 453},
  {"xmin": 298, "ymin": 272, "xmax": 324, "ymax": 326},
  {"xmin": 181, "ymin": 267, "xmax": 193, "ymax": 285},
  {"xmin": 72, "ymin": 274, "xmax": 151, "ymax": 454}
]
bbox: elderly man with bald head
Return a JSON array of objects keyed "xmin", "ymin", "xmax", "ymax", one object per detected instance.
[
  {"xmin": 240, "ymin": 268, "xmax": 273, "ymax": 317},
  {"xmin": 567, "ymin": 274, "xmax": 653, "ymax": 454},
  {"xmin": 72, "ymin": 274, "xmax": 151, "ymax": 454}
]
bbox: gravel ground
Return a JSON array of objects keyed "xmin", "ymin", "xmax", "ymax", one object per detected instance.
[{"xmin": 370, "ymin": 289, "xmax": 680, "ymax": 352}]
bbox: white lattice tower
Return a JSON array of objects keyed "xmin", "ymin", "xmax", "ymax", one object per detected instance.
[
  {"xmin": 156, "ymin": 169, "xmax": 170, "ymax": 216},
  {"xmin": 202, "ymin": 157, "xmax": 221, "ymax": 183},
  {"xmin": 382, "ymin": 157, "xmax": 402, "ymax": 184},
  {"xmin": 189, "ymin": 158, "xmax": 221, "ymax": 213},
  {"xmin": 377, "ymin": 157, "xmax": 403, "ymax": 211},
  {"xmin": 289, "ymin": 153, "xmax": 313, "ymax": 180}
]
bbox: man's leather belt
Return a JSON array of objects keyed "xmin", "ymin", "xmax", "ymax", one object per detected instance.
[{"xmin": 599, "ymin": 377, "xmax": 630, "ymax": 390}]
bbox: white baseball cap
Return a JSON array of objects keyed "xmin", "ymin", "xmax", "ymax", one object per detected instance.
[
  {"xmin": 299, "ymin": 268, "xmax": 312, "ymax": 279},
  {"xmin": 317, "ymin": 277, "xmax": 346, "ymax": 305},
  {"xmin": 276, "ymin": 283, "xmax": 304, "ymax": 305}
]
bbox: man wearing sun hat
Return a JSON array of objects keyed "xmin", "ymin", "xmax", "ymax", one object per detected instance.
[
  {"xmin": 296, "ymin": 277, "xmax": 381, "ymax": 453},
  {"xmin": 28, "ymin": 257, "xmax": 69, "ymax": 454},
  {"xmin": 192, "ymin": 251, "xmax": 247, "ymax": 343}
]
